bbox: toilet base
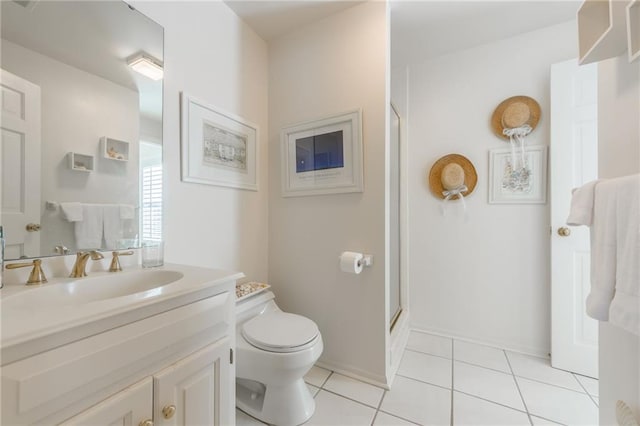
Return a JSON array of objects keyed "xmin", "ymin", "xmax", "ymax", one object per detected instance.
[{"xmin": 237, "ymin": 377, "xmax": 315, "ymax": 426}]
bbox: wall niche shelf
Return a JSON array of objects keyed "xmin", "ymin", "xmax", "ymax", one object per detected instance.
[
  {"xmin": 67, "ymin": 152, "xmax": 94, "ymax": 172},
  {"xmin": 101, "ymin": 137, "xmax": 129, "ymax": 162},
  {"xmin": 578, "ymin": 0, "xmax": 629, "ymax": 65},
  {"xmin": 628, "ymin": 0, "xmax": 640, "ymax": 62}
]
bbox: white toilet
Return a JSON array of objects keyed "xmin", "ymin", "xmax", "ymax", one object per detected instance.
[{"xmin": 236, "ymin": 289, "xmax": 323, "ymax": 425}]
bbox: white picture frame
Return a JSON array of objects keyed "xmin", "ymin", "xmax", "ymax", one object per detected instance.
[
  {"xmin": 281, "ymin": 110, "xmax": 363, "ymax": 197},
  {"xmin": 181, "ymin": 93, "xmax": 258, "ymax": 191},
  {"xmin": 489, "ymin": 145, "xmax": 548, "ymax": 204}
]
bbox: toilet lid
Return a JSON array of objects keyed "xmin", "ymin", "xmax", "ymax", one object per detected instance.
[{"xmin": 242, "ymin": 312, "xmax": 319, "ymax": 353}]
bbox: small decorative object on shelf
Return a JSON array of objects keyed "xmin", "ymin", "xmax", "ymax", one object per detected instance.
[
  {"xmin": 67, "ymin": 152, "xmax": 94, "ymax": 172},
  {"xmin": 627, "ymin": 0, "xmax": 640, "ymax": 62},
  {"xmin": 100, "ymin": 137, "xmax": 129, "ymax": 162}
]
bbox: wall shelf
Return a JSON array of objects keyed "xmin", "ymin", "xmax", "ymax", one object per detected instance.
[
  {"xmin": 628, "ymin": 0, "xmax": 640, "ymax": 62},
  {"xmin": 67, "ymin": 152, "xmax": 94, "ymax": 172},
  {"xmin": 101, "ymin": 137, "xmax": 129, "ymax": 162},
  {"xmin": 578, "ymin": 0, "xmax": 629, "ymax": 65}
]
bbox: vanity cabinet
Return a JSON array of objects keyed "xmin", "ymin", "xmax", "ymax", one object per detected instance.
[
  {"xmin": 59, "ymin": 378, "xmax": 153, "ymax": 426},
  {"xmin": 60, "ymin": 339, "xmax": 230, "ymax": 426},
  {"xmin": 1, "ymin": 285, "xmax": 236, "ymax": 426}
]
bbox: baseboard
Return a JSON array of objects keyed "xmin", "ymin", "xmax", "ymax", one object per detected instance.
[
  {"xmin": 410, "ymin": 325, "xmax": 550, "ymax": 359},
  {"xmin": 314, "ymin": 360, "xmax": 390, "ymax": 390}
]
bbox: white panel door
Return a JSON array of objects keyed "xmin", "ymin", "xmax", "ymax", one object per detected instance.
[
  {"xmin": 154, "ymin": 338, "xmax": 232, "ymax": 426},
  {"xmin": 58, "ymin": 377, "xmax": 153, "ymax": 426},
  {"xmin": 0, "ymin": 69, "xmax": 41, "ymax": 258},
  {"xmin": 550, "ymin": 59, "xmax": 598, "ymax": 378}
]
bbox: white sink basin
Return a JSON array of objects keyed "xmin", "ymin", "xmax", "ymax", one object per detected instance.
[{"xmin": 3, "ymin": 269, "xmax": 184, "ymax": 309}]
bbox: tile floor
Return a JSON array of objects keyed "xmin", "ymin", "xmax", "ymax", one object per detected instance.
[{"xmin": 237, "ymin": 331, "xmax": 599, "ymax": 426}]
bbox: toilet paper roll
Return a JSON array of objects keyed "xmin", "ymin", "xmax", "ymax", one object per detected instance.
[{"xmin": 340, "ymin": 251, "xmax": 363, "ymax": 274}]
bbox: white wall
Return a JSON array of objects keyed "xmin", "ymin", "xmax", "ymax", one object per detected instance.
[
  {"xmin": 404, "ymin": 21, "xmax": 576, "ymax": 355},
  {"xmin": 1, "ymin": 40, "xmax": 139, "ymax": 253},
  {"xmin": 268, "ymin": 2, "xmax": 389, "ymax": 384},
  {"xmin": 132, "ymin": 1, "xmax": 269, "ymax": 281},
  {"xmin": 596, "ymin": 55, "xmax": 640, "ymax": 425}
]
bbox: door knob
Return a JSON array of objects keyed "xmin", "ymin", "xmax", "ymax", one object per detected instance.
[
  {"xmin": 162, "ymin": 404, "xmax": 176, "ymax": 419},
  {"xmin": 557, "ymin": 227, "xmax": 571, "ymax": 237},
  {"xmin": 138, "ymin": 420, "xmax": 153, "ymax": 426},
  {"xmin": 25, "ymin": 223, "xmax": 41, "ymax": 232}
]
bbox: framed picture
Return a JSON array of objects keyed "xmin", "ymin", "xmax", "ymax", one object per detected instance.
[
  {"xmin": 181, "ymin": 93, "xmax": 258, "ymax": 191},
  {"xmin": 489, "ymin": 145, "xmax": 548, "ymax": 204},
  {"xmin": 281, "ymin": 110, "xmax": 363, "ymax": 197}
]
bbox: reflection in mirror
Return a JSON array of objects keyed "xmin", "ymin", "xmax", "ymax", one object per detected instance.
[{"xmin": 1, "ymin": 1, "xmax": 163, "ymax": 260}]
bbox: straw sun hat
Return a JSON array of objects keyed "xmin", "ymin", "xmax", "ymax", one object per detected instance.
[
  {"xmin": 491, "ymin": 96, "xmax": 541, "ymax": 139},
  {"xmin": 428, "ymin": 154, "xmax": 477, "ymax": 199}
]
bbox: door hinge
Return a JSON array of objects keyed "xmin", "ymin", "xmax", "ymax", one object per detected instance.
[{"xmin": 230, "ymin": 348, "xmax": 234, "ymax": 364}]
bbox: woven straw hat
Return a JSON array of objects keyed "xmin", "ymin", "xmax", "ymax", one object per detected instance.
[
  {"xmin": 428, "ymin": 154, "xmax": 477, "ymax": 199},
  {"xmin": 491, "ymin": 96, "xmax": 541, "ymax": 139}
]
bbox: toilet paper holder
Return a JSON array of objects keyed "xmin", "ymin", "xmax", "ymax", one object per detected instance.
[
  {"xmin": 340, "ymin": 251, "xmax": 373, "ymax": 268},
  {"xmin": 358, "ymin": 254, "xmax": 373, "ymax": 267}
]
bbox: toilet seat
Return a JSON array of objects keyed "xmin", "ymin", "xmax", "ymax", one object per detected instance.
[{"xmin": 242, "ymin": 312, "xmax": 319, "ymax": 353}]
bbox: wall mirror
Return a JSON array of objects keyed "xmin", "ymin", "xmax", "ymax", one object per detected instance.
[{"xmin": 1, "ymin": 0, "xmax": 163, "ymax": 260}]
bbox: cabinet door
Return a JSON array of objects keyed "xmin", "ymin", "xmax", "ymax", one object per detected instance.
[
  {"xmin": 154, "ymin": 338, "xmax": 232, "ymax": 426},
  {"xmin": 58, "ymin": 377, "xmax": 153, "ymax": 426}
]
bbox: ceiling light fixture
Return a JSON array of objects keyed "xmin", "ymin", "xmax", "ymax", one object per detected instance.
[{"xmin": 127, "ymin": 52, "xmax": 163, "ymax": 80}]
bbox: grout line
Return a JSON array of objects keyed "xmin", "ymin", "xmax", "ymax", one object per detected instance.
[
  {"xmin": 454, "ymin": 358, "xmax": 513, "ymax": 375},
  {"xmin": 395, "ymin": 372, "xmax": 452, "ymax": 392},
  {"xmin": 504, "ymin": 349, "xmax": 534, "ymax": 426},
  {"xmin": 454, "ymin": 390, "xmax": 531, "ymax": 417},
  {"xmin": 377, "ymin": 408, "xmax": 422, "ymax": 425},
  {"xmin": 571, "ymin": 373, "xmax": 600, "ymax": 407},
  {"xmin": 404, "ymin": 347, "xmax": 452, "ymax": 361},
  {"xmin": 450, "ymin": 339, "xmax": 455, "ymax": 426},
  {"xmin": 514, "ymin": 374, "xmax": 591, "ymax": 395},
  {"xmin": 529, "ymin": 413, "xmax": 569, "ymax": 426},
  {"xmin": 319, "ymin": 370, "xmax": 333, "ymax": 389},
  {"xmin": 370, "ymin": 388, "xmax": 387, "ymax": 425},
  {"xmin": 319, "ymin": 387, "xmax": 381, "ymax": 410}
]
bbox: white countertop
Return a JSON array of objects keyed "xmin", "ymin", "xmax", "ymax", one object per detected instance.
[{"xmin": 1, "ymin": 263, "xmax": 243, "ymax": 364}]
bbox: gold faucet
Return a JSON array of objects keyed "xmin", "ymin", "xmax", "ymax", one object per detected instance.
[
  {"xmin": 109, "ymin": 250, "xmax": 134, "ymax": 272},
  {"xmin": 70, "ymin": 251, "xmax": 104, "ymax": 278},
  {"xmin": 5, "ymin": 259, "xmax": 48, "ymax": 285}
]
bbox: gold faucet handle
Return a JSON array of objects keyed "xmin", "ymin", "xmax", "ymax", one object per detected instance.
[
  {"xmin": 5, "ymin": 259, "xmax": 48, "ymax": 285},
  {"xmin": 109, "ymin": 250, "xmax": 134, "ymax": 272},
  {"xmin": 89, "ymin": 250, "xmax": 105, "ymax": 260}
]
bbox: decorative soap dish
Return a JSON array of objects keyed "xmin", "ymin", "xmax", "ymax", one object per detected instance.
[{"xmin": 236, "ymin": 281, "xmax": 270, "ymax": 301}]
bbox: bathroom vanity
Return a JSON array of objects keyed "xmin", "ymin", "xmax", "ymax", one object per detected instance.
[{"xmin": 1, "ymin": 263, "xmax": 242, "ymax": 425}]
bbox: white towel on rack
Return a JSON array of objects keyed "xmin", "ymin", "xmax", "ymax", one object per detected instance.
[
  {"xmin": 60, "ymin": 202, "xmax": 83, "ymax": 222},
  {"xmin": 103, "ymin": 204, "xmax": 123, "ymax": 250},
  {"xmin": 74, "ymin": 204, "xmax": 103, "ymax": 249},
  {"xmin": 567, "ymin": 180, "xmax": 600, "ymax": 226},
  {"xmin": 120, "ymin": 204, "xmax": 135, "ymax": 220},
  {"xmin": 586, "ymin": 174, "xmax": 640, "ymax": 336}
]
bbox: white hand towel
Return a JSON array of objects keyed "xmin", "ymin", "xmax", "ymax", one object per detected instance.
[
  {"xmin": 586, "ymin": 174, "xmax": 640, "ymax": 336},
  {"xmin": 567, "ymin": 180, "xmax": 599, "ymax": 226},
  {"xmin": 120, "ymin": 204, "xmax": 135, "ymax": 220},
  {"xmin": 586, "ymin": 179, "xmax": 617, "ymax": 321},
  {"xmin": 60, "ymin": 202, "xmax": 83, "ymax": 222},
  {"xmin": 74, "ymin": 204, "xmax": 103, "ymax": 249},
  {"xmin": 103, "ymin": 204, "xmax": 124, "ymax": 250},
  {"xmin": 607, "ymin": 175, "xmax": 640, "ymax": 336}
]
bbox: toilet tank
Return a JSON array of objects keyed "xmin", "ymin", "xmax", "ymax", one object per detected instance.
[{"xmin": 236, "ymin": 290, "xmax": 279, "ymax": 325}]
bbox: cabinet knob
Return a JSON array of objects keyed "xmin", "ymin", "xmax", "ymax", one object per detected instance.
[
  {"xmin": 138, "ymin": 420, "xmax": 153, "ymax": 426},
  {"xmin": 162, "ymin": 404, "xmax": 176, "ymax": 419},
  {"xmin": 557, "ymin": 227, "xmax": 571, "ymax": 237}
]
